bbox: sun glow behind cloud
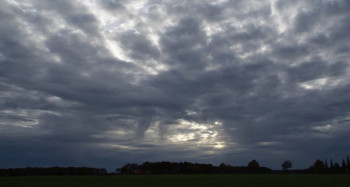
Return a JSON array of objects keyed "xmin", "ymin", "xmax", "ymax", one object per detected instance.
[
  {"xmin": 92, "ymin": 119, "xmax": 228, "ymax": 156},
  {"xmin": 142, "ymin": 119, "xmax": 227, "ymax": 150}
]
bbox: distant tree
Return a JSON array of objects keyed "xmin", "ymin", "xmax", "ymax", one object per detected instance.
[
  {"xmin": 347, "ymin": 156, "xmax": 350, "ymax": 173},
  {"xmin": 342, "ymin": 159, "xmax": 346, "ymax": 171},
  {"xmin": 219, "ymin": 163, "xmax": 227, "ymax": 168},
  {"xmin": 334, "ymin": 162, "xmax": 340, "ymax": 168},
  {"xmin": 333, "ymin": 162, "xmax": 342, "ymax": 173},
  {"xmin": 324, "ymin": 159, "xmax": 329, "ymax": 169},
  {"xmin": 330, "ymin": 159, "xmax": 334, "ymax": 169},
  {"xmin": 314, "ymin": 160, "xmax": 325, "ymax": 168},
  {"xmin": 247, "ymin": 159, "xmax": 260, "ymax": 168},
  {"xmin": 118, "ymin": 163, "xmax": 139, "ymax": 174},
  {"xmin": 281, "ymin": 160, "xmax": 292, "ymax": 172},
  {"xmin": 0, "ymin": 167, "xmax": 106, "ymax": 176},
  {"xmin": 308, "ymin": 159, "xmax": 326, "ymax": 173}
]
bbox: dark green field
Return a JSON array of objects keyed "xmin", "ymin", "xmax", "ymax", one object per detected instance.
[{"xmin": 1, "ymin": 174, "xmax": 349, "ymax": 187}]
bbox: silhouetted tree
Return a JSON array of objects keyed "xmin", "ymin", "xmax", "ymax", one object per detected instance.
[
  {"xmin": 342, "ymin": 159, "xmax": 346, "ymax": 172},
  {"xmin": 0, "ymin": 167, "xmax": 106, "ymax": 176},
  {"xmin": 281, "ymin": 160, "xmax": 292, "ymax": 172},
  {"xmin": 308, "ymin": 159, "xmax": 326, "ymax": 173},
  {"xmin": 333, "ymin": 162, "xmax": 342, "ymax": 174},
  {"xmin": 116, "ymin": 161, "xmax": 272, "ymax": 175},
  {"xmin": 119, "ymin": 163, "xmax": 138, "ymax": 174},
  {"xmin": 330, "ymin": 159, "xmax": 334, "ymax": 169},
  {"xmin": 347, "ymin": 156, "xmax": 350, "ymax": 174},
  {"xmin": 247, "ymin": 160, "xmax": 260, "ymax": 169},
  {"xmin": 218, "ymin": 163, "xmax": 228, "ymax": 173},
  {"xmin": 324, "ymin": 159, "xmax": 329, "ymax": 169}
]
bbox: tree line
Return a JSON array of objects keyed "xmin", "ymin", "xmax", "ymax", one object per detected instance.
[
  {"xmin": 116, "ymin": 160, "xmax": 272, "ymax": 175},
  {"xmin": 306, "ymin": 156, "xmax": 350, "ymax": 174},
  {"xmin": 117, "ymin": 156, "xmax": 350, "ymax": 175},
  {"xmin": 0, "ymin": 166, "xmax": 107, "ymax": 176},
  {"xmin": 1, "ymin": 156, "xmax": 349, "ymax": 176}
]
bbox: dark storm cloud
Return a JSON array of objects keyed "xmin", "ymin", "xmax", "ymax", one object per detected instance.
[
  {"xmin": 287, "ymin": 60, "xmax": 347, "ymax": 82},
  {"xmin": 119, "ymin": 31, "xmax": 160, "ymax": 60},
  {"xmin": 1, "ymin": 0, "xmax": 350, "ymax": 170},
  {"xmin": 67, "ymin": 13, "xmax": 100, "ymax": 36},
  {"xmin": 159, "ymin": 17, "xmax": 210, "ymax": 73},
  {"xmin": 99, "ymin": 0, "xmax": 127, "ymax": 11}
]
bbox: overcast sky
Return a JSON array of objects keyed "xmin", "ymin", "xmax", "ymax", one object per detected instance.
[{"xmin": 1, "ymin": 0, "xmax": 350, "ymax": 171}]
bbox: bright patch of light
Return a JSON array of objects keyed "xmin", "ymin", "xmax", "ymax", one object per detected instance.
[
  {"xmin": 165, "ymin": 119, "xmax": 227, "ymax": 149},
  {"xmin": 203, "ymin": 23, "xmax": 223, "ymax": 38},
  {"xmin": 169, "ymin": 133, "xmax": 195, "ymax": 142},
  {"xmin": 175, "ymin": 119, "xmax": 208, "ymax": 130},
  {"xmin": 135, "ymin": 119, "xmax": 228, "ymax": 150},
  {"xmin": 257, "ymin": 45, "xmax": 272, "ymax": 55},
  {"xmin": 126, "ymin": 0, "xmax": 148, "ymax": 13},
  {"xmin": 104, "ymin": 37, "xmax": 133, "ymax": 61},
  {"xmin": 47, "ymin": 96, "xmax": 62, "ymax": 103},
  {"xmin": 209, "ymin": 0, "xmax": 228, "ymax": 6},
  {"xmin": 300, "ymin": 77, "xmax": 343, "ymax": 90},
  {"xmin": 270, "ymin": 0, "xmax": 301, "ymax": 34},
  {"xmin": 258, "ymin": 141, "xmax": 282, "ymax": 146},
  {"xmin": 214, "ymin": 141, "xmax": 226, "ymax": 149},
  {"xmin": 0, "ymin": 109, "xmax": 60, "ymax": 128},
  {"xmin": 186, "ymin": 110, "xmax": 198, "ymax": 116},
  {"xmin": 313, "ymin": 124, "xmax": 332, "ymax": 132},
  {"xmin": 45, "ymin": 96, "xmax": 80, "ymax": 107},
  {"xmin": 141, "ymin": 60, "xmax": 169, "ymax": 75},
  {"xmin": 81, "ymin": 0, "xmax": 170, "ymax": 75},
  {"xmin": 81, "ymin": 0, "xmax": 133, "ymax": 61},
  {"xmin": 93, "ymin": 129, "xmax": 135, "ymax": 139},
  {"xmin": 300, "ymin": 78, "xmax": 327, "ymax": 89},
  {"xmin": 99, "ymin": 143, "xmax": 138, "ymax": 150},
  {"xmin": 147, "ymin": 32, "xmax": 161, "ymax": 50}
]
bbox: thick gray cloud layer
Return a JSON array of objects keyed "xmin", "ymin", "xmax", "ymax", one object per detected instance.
[{"xmin": 1, "ymin": 0, "xmax": 350, "ymax": 170}]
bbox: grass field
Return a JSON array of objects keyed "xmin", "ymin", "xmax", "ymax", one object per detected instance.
[{"xmin": 1, "ymin": 174, "xmax": 349, "ymax": 187}]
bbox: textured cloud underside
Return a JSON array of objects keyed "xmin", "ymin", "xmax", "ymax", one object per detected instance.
[{"xmin": 1, "ymin": 0, "xmax": 350, "ymax": 169}]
